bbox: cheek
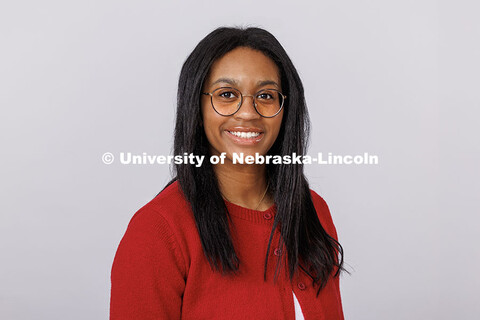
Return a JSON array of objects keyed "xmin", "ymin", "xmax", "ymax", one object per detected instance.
[
  {"xmin": 271, "ymin": 114, "xmax": 284, "ymax": 140},
  {"xmin": 201, "ymin": 103, "xmax": 222, "ymax": 143},
  {"xmin": 201, "ymin": 102, "xmax": 213, "ymax": 131},
  {"xmin": 200, "ymin": 100, "xmax": 209, "ymax": 124}
]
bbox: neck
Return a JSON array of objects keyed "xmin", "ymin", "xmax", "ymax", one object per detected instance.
[{"xmin": 213, "ymin": 160, "xmax": 272, "ymax": 211}]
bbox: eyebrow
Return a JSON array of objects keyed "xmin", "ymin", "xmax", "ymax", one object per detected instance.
[
  {"xmin": 210, "ymin": 77, "xmax": 280, "ymax": 88},
  {"xmin": 211, "ymin": 78, "xmax": 238, "ymax": 87},
  {"xmin": 257, "ymin": 80, "xmax": 280, "ymax": 88}
]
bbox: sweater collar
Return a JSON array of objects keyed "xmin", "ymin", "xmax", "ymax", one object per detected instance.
[{"xmin": 224, "ymin": 199, "xmax": 277, "ymax": 224}]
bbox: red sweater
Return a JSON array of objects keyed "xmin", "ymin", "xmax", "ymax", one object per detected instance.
[{"xmin": 110, "ymin": 181, "xmax": 344, "ymax": 319}]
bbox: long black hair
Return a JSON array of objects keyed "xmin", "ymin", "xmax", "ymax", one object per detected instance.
[{"xmin": 161, "ymin": 26, "xmax": 346, "ymax": 296}]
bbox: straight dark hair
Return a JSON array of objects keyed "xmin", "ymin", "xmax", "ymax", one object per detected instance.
[{"xmin": 160, "ymin": 26, "xmax": 346, "ymax": 296}]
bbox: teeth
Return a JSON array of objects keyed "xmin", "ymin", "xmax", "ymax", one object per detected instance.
[{"xmin": 228, "ymin": 131, "xmax": 261, "ymax": 138}]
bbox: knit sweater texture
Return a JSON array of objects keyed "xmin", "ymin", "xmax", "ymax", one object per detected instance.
[{"xmin": 110, "ymin": 181, "xmax": 344, "ymax": 319}]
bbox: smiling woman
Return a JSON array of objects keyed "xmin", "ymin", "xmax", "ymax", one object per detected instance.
[
  {"xmin": 201, "ymin": 47, "xmax": 284, "ymax": 158},
  {"xmin": 110, "ymin": 26, "xmax": 347, "ymax": 320}
]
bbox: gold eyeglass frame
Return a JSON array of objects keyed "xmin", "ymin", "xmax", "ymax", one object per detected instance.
[{"xmin": 202, "ymin": 86, "xmax": 287, "ymax": 118}]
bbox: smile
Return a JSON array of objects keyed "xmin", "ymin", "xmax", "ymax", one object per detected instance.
[
  {"xmin": 228, "ymin": 131, "xmax": 261, "ymax": 138},
  {"xmin": 224, "ymin": 130, "xmax": 264, "ymax": 145}
]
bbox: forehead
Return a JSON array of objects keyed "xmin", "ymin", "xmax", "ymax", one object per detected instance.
[{"xmin": 205, "ymin": 47, "xmax": 281, "ymax": 88}]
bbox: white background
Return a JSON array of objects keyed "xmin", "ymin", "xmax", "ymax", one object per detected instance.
[{"xmin": 1, "ymin": 1, "xmax": 479, "ymax": 319}]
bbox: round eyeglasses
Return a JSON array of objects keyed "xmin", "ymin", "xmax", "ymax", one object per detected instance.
[{"xmin": 202, "ymin": 87, "xmax": 286, "ymax": 118}]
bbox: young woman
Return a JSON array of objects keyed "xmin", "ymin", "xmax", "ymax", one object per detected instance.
[{"xmin": 110, "ymin": 26, "xmax": 346, "ymax": 320}]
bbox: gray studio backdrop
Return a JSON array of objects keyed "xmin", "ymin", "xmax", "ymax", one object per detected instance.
[{"xmin": 1, "ymin": 1, "xmax": 479, "ymax": 319}]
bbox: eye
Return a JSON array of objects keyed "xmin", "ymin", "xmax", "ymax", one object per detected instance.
[
  {"xmin": 214, "ymin": 88, "xmax": 240, "ymax": 100},
  {"xmin": 257, "ymin": 91, "xmax": 274, "ymax": 100},
  {"xmin": 219, "ymin": 91, "xmax": 237, "ymax": 99}
]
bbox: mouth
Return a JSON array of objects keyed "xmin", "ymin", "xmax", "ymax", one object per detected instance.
[{"xmin": 224, "ymin": 129, "xmax": 264, "ymax": 145}]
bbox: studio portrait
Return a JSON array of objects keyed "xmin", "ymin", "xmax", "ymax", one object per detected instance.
[
  {"xmin": 1, "ymin": 1, "xmax": 479, "ymax": 320},
  {"xmin": 109, "ymin": 26, "xmax": 346, "ymax": 319}
]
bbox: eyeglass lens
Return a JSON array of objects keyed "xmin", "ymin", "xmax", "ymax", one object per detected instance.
[{"xmin": 211, "ymin": 87, "xmax": 284, "ymax": 117}]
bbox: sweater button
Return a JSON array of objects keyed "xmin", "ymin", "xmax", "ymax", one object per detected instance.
[
  {"xmin": 297, "ymin": 282, "xmax": 306, "ymax": 290},
  {"xmin": 263, "ymin": 212, "xmax": 273, "ymax": 220},
  {"xmin": 274, "ymin": 248, "xmax": 282, "ymax": 256}
]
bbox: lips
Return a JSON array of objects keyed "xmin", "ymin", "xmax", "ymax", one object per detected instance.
[
  {"xmin": 224, "ymin": 127, "xmax": 264, "ymax": 145},
  {"xmin": 228, "ymin": 131, "xmax": 261, "ymax": 138}
]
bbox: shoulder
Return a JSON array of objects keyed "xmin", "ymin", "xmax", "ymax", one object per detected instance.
[
  {"xmin": 127, "ymin": 180, "xmax": 195, "ymax": 234},
  {"xmin": 309, "ymin": 189, "xmax": 339, "ymax": 241},
  {"xmin": 120, "ymin": 180, "xmax": 196, "ymax": 258},
  {"xmin": 111, "ymin": 181, "xmax": 188, "ymax": 317},
  {"xmin": 114, "ymin": 180, "xmax": 194, "ymax": 272}
]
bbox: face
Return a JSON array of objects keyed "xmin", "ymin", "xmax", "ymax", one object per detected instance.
[{"xmin": 201, "ymin": 47, "xmax": 284, "ymax": 162}]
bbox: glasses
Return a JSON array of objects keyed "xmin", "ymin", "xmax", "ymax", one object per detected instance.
[{"xmin": 202, "ymin": 87, "xmax": 287, "ymax": 118}]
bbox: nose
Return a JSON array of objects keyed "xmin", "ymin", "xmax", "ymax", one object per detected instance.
[{"xmin": 234, "ymin": 95, "xmax": 260, "ymax": 120}]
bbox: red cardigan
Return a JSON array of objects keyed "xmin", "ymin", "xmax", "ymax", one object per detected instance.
[{"xmin": 110, "ymin": 181, "xmax": 344, "ymax": 319}]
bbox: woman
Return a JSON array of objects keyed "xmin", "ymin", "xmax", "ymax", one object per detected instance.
[{"xmin": 110, "ymin": 26, "xmax": 346, "ymax": 320}]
